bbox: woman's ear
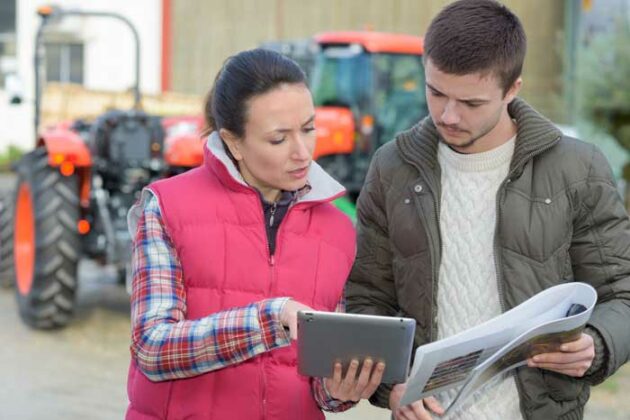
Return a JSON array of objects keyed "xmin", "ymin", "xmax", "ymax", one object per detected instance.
[{"xmin": 219, "ymin": 128, "xmax": 243, "ymax": 161}]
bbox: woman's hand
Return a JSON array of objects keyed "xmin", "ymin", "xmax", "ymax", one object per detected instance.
[
  {"xmin": 324, "ymin": 358, "xmax": 385, "ymax": 402},
  {"xmin": 389, "ymin": 383, "xmax": 444, "ymax": 420},
  {"xmin": 279, "ymin": 299, "xmax": 312, "ymax": 340}
]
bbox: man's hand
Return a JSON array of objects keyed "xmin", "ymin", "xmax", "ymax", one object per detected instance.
[
  {"xmin": 279, "ymin": 299, "xmax": 312, "ymax": 340},
  {"xmin": 527, "ymin": 333, "xmax": 595, "ymax": 377},
  {"xmin": 324, "ymin": 358, "xmax": 385, "ymax": 402},
  {"xmin": 389, "ymin": 383, "xmax": 444, "ymax": 420}
]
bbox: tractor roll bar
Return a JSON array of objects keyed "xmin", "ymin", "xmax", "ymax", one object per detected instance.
[{"xmin": 34, "ymin": 6, "xmax": 142, "ymax": 133}]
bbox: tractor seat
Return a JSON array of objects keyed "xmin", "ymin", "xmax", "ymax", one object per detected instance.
[{"xmin": 90, "ymin": 110, "xmax": 164, "ymax": 167}]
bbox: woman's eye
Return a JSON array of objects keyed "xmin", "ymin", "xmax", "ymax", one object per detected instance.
[
  {"xmin": 304, "ymin": 126, "xmax": 315, "ymax": 133},
  {"xmin": 270, "ymin": 138, "xmax": 285, "ymax": 145}
]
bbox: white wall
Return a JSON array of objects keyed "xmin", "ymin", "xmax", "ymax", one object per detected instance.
[{"xmin": 0, "ymin": 0, "xmax": 162, "ymax": 153}]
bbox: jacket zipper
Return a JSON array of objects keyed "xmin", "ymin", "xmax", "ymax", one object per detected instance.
[{"xmin": 432, "ymin": 197, "xmax": 442, "ymax": 342}]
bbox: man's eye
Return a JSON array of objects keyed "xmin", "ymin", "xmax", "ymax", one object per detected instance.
[
  {"xmin": 430, "ymin": 90, "xmax": 444, "ymax": 97},
  {"xmin": 304, "ymin": 126, "xmax": 315, "ymax": 133}
]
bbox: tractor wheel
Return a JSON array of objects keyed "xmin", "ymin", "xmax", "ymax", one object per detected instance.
[
  {"xmin": 0, "ymin": 193, "xmax": 15, "ymax": 288},
  {"xmin": 14, "ymin": 148, "xmax": 81, "ymax": 329}
]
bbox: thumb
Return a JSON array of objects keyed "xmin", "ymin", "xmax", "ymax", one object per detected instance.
[{"xmin": 289, "ymin": 315, "xmax": 298, "ymax": 340}]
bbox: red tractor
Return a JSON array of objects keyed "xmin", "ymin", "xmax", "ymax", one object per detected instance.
[
  {"xmin": 0, "ymin": 5, "xmax": 204, "ymax": 329},
  {"xmin": 265, "ymin": 31, "xmax": 428, "ymax": 198},
  {"xmin": 309, "ymin": 31, "xmax": 428, "ymax": 197}
]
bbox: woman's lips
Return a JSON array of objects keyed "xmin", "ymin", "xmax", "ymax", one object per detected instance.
[{"xmin": 288, "ymin": 166, "xmax": 309, "ymax": 179}]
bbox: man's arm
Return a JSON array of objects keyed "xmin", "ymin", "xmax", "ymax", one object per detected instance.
[
  {"xmin": 345, "ymin": 148, "xmax": 399, "ymax": 407},
  {"xmin": 568, "ymin": 145, "xmax": 630, "ymax": 384}
]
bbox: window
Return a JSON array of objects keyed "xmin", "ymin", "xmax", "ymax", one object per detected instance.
[
  {"xmin": 0, "ymin": 0, "xmax": 16, "ymax": 88},
  {"xmin": 0, "ymin": 0, "xmax": 16, "ymax": 34},
  {"xmin": 45, "ymin": 43, "xmax": 84, "ymax": 84}
]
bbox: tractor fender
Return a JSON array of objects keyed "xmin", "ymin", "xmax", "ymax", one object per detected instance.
[
  {"xmin": 37, "ymin": 128, "xmax": 92, "ymax": 167},
  {"xmin": 313, "ymin": 106, "xmax": 356, "ymax": 160},
  {"xmin": 164, "ymin": 133, "xmax": 204, "ymax": 168}
]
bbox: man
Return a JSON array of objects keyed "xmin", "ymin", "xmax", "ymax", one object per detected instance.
[{"xmin": 345, "ymin": 1, "xmax": 630, "ymax": 419}]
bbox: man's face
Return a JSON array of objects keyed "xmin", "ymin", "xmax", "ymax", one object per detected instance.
[{"xmin": 424, "ymin": 58, "xmax": 521, "ymax": 153}]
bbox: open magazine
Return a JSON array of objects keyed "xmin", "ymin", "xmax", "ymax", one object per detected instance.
[{"xmin": 399, "ymin": 282, "xmax": 597, "ymax": 415}]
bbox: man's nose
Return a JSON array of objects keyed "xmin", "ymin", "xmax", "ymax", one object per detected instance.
[{"xmin": 441, "ymin": 101, "xmax": 461, "ymax": 125}]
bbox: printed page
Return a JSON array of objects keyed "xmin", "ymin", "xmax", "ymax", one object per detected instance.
[{"xmin": 400, "ymin": 282, "xmax": 597, "ymax": 407}]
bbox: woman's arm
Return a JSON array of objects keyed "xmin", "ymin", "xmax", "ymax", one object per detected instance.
[{"xmin": 130, "ymin": 193, "xmax": 291, "ymax": 381}]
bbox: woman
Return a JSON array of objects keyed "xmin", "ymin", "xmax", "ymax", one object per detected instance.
[{"xmin": 126, "ymin": 49, "xmax": 383, "ymax": 419}]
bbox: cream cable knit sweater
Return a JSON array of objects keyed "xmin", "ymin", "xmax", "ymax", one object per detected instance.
[{"xmin": 436, "ymin": 136, "xmax": 523, "ymax": 420}]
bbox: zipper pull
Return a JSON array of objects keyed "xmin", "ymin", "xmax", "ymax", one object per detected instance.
[
  {"xmin": 269, "ymin": 254, "xmax": 275, "ymax": 266},
  {"xmin": 269, "ymin": 202, "xmax": 277, "ymax": 227}
]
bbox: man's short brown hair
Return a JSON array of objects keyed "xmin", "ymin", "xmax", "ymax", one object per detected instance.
[{"xmin": 424, "ymin": 0, "xmax": 527, "ymax": 95}]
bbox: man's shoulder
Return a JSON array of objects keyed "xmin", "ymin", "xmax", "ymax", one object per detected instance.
[{"xmin": 537, "ymin": 135, "xmax": 606, "ymax": 179}]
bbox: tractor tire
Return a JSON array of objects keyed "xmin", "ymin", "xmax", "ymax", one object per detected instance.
[
  {"xmin": 0, "ymin": 193, "xmax": 15, "ymax": 288},
  {"xmin": 14, "ymin": 148, "xmax": 81, "ymax": 329}
]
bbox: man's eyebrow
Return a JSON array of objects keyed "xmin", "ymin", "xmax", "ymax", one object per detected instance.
[{"xmin": 426, "ymin": 82, "xmax": 489, "ymax": 104}]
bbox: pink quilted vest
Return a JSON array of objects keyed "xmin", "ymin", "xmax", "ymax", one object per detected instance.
[{"xmin": 126, "ymin": 135, "xmax": 356, "ymax": 419}]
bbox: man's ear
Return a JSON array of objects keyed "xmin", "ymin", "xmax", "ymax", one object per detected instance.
[
  {"xmin": 504, "ymin": 77, "xmax": 522, "ymax": 103},
  {"xmin": 219, "ymin": 128, "xmax": 243, "ymax": 161}
]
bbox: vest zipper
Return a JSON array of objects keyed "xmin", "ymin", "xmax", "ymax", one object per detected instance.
[
  {"xmin": 268, "ymin": 204, "xmax": 277, "ymax": 266},
  {"xmin": 269, "ymin": 202, "xmax": 277, "ymax": 228}
]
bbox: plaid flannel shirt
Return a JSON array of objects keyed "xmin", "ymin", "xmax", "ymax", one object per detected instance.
[{"xmin": 130, "ymin": 192, "xmax": 354, "ymax": 412}]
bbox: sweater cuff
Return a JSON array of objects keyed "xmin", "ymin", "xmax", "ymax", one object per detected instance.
[
  {"xmin": 583, "ymin": 325, "xmax": 608, "ymax": 382},
  {"xmin": 258, "ymin": 298, "xmax": 291, "ymax": 350}
]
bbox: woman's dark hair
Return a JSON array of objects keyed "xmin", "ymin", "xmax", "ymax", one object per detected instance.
[
  {"xmin": 203, "ymin": 48, "xmax": 307, "ymax": 138},
  {"xmin": 423, "ymin": 0, "xmax": 526, "ymax": 95}
]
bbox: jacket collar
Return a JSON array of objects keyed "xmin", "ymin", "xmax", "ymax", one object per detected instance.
[
  {"xmin": 396, "ymin": 97, "xmax": 562, "ymax": 177},
  {"xmin": 204, "ymin": 132, "xmax": 346, "ymax": 204}
]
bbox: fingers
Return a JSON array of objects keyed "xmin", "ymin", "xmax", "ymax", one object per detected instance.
[
  {"xmin": 326, "ymin": 359, "xmax": 386, "ymax": 402},
  {"xmin": 280, "ymin": 299, "xmax": 314, "ymax": 340},
  {"xmin": 560, "ymin": 333, "xmax": 593, "ymax": 352},
  {"xmin": 353, "ymin": 358, "xmax": 373, "ymax": 400},
  {"xmin": 397, "ymin": 399, "xmax": 433, "ymax": 420},
  {"xmin": 361, "ymin": 362, "xmax": 385, "ymax": 399},
  {"xmin": 332, "ymin": 362, "xmax": 343, "ymax": 384},
  {"xmin": 389, "ymin": 383, "xmax": 406, "ymax": 412},
  {"xmin": 424, "ymin": 396, "xmax": 445, "ymax": 416},
  {"xmin": 528, "ymin": 337, "xmax": 595, "ymax": 377},
  {"xmin": 530, "ymin": 348, "xmax": 593, "ymax": 365}
]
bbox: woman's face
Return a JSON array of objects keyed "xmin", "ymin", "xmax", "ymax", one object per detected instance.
[{"xmin": 221, "ymin": 83, "xmax": 316, "ymax": 202}]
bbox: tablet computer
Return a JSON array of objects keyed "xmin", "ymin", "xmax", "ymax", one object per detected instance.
[{"xmin": 297, "ymin": 311, "xmax": 416, "ymax": 384}]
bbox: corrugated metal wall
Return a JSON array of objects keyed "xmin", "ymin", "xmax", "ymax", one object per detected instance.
[{"xmin": 171, "ymin": 0, "xmax": 566, "ymax": 121}]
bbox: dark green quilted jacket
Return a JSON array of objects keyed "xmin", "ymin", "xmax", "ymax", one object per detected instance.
[{"xmin": 346, "ymin": 98, "xmax": 630, "ymax": 420}]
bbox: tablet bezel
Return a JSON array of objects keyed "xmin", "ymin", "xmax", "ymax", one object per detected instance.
[{"xmin": 297, "ymin": 311, "xmax": 416, "ymax": 384}]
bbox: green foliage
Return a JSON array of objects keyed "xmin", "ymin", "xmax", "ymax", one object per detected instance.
[
  {"xmin": 577, "ymin": 21, "xmax": 630, "ymax": 151},
  {"xmin": 0, "ymin": 145, "xmax": 25, "ymax": 171}
]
